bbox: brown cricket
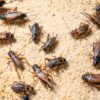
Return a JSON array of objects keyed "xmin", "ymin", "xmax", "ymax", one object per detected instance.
[
  {"xmin": 0, "ymin": 31, "xmax": 16, "ymax": 45},
  {"xmin": 70, "ymin": 23, "xmax": 91, "ymax": 39},
  {"xmin": 32, "ymin": 64, "xmax": 55, "ymax": 89},
  {"xmin": 93, "ymin": 41, "xmax": 100, "ymax": 67},
  {"xmin": 8, "ymin": 50, "xmax": 29, "ymax": 79},
  {"xmin": 0, "ymin": 7, "xmax": 29, "ymax": 24},
  {"xmin": 82, "ymin": 73, "xmax": 100, "ymax": 89}
]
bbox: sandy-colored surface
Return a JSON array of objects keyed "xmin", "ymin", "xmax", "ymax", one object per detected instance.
[{"xmin": 0, "ymin": 0, "xmax": 100, "ymax": 100}]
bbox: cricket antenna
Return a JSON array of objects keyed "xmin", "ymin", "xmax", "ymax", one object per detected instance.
[
  {"xmin": 62, "ymin": 17, "xmax": 76, "ymax": 56},
  {"xmin": 9, "ymin": 43, "xmax": 12, "ymax": 51},
  {"xmin": 81, "ymin": 12, "xmax": 91, "ymax": 19},
  {"xmin": 34, "ymin": 45, "xmax": 38, "ymax": 63},
  {"xmin": 95, "ymin": 0, "xmax": 100, "ymax": 5},
  {"xmin": 27, "ymin": 13, "xmax": 37, "ymax": 18},
  {"xmin": 62, "ymin": 17, "xmax": 71, "ymax": 32},
  {"xmin": 13, "ymin": 25, "xmax": 16, "ymax": 35},
  {"xmin": 6, "ymin": 0, "xmax": 22, "ymax": 4},
  {"xmin": 6, "ymin": 0, "xmax": 15, "ymax": 4},
  {"xmin": 25, "ymin": 10, "xmax": 37, "ymax": 16}
]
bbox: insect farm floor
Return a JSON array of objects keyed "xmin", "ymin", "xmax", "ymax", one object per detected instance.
[{"xmin": 0, "ymin": 0, "xmax": 100, "ymax": 100}]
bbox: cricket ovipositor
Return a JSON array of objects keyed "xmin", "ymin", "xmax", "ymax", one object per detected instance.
[
  {"xmin": 82, "ymin": 12, "xmax": 100, "ymax": 28},
  {"xmin": 0, "ymin": 7, "xmax": 30, "ymax": 26}
]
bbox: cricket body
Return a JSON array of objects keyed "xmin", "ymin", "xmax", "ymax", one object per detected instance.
[
  {"xmin": 29, "ymin": 23, "xmax": 40, "ymax": 43},
  {"xmin": 82, "ymin": 73, "xmax": 100, "ymax": 89},
  {"xmin": 45, "ymin": 57, "xmax": 67, "ymax": 69},
  {"xmin": 93, "ymin": 41, "xmax": 100, "ymax": 67},
  {"xmin": 0, "ymin": 32, "xmax": 16, "ymax": 45},
  {"xmin": 71, "ymin": 23, "xmax": 91, "ymax": 39},
  {"xmin": 11, "ymin": 82, "xmax": 35, "ymax": 94},
  {"xmin": 8, "ymin": 50, "xmax": 25, "ymax": 70},
  {"xmin": 0, "ymin": 11, "xmax": 28, "ymax": 22},
  {"xmin": 43, "ymin": 34, "xmax": 57, "ymax": 53},
  {"xmin": 32, "ymin": 64, "xmax": 53, "ymax": 88}
]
